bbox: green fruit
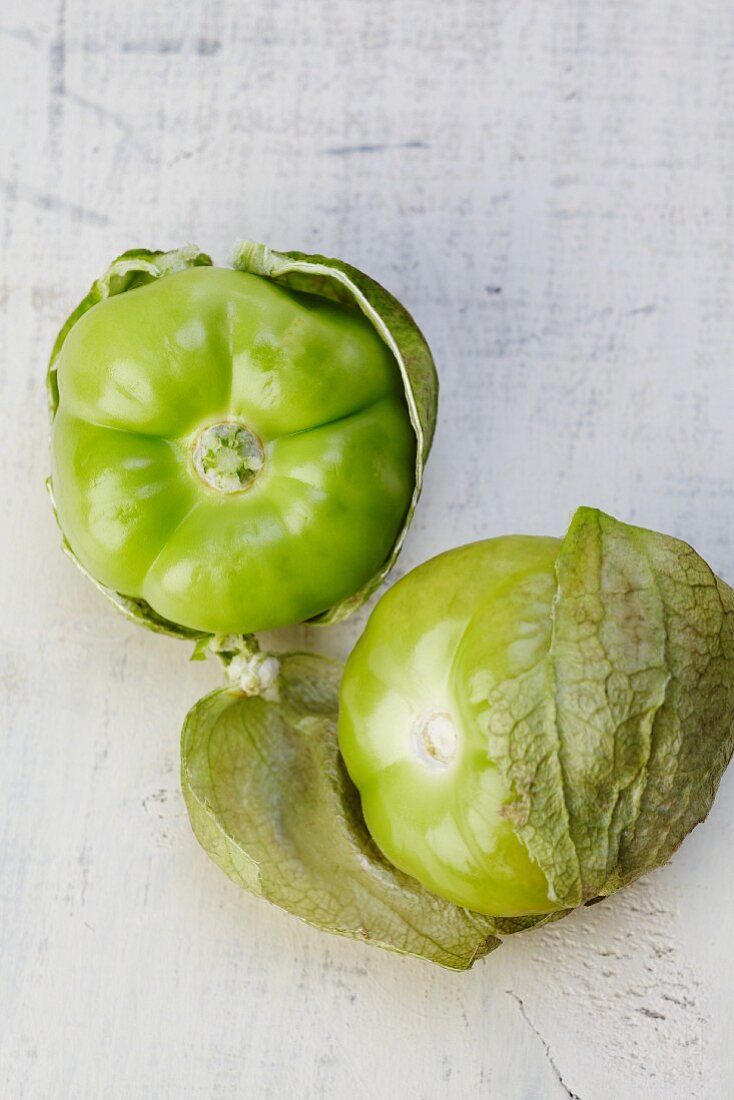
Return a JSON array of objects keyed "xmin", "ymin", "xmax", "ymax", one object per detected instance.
[
  {"xmin": 48, "ymin": 243, "xmax": 437, "ymax": 637},
  {"xmin": 339, "ymin": 508, "xmax": 734, "ymax": 919}
]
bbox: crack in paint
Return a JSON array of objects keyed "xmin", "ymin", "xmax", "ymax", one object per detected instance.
[
  {"xmin": 506, "ymin": 991, "xmax": 582, "ymax": 1100},
  {"xmin": 0, "ymin": 178, "xmax": 109, "ymax": 226},
  {"xmin": 323, "ymin": 140, "xmax": 429, "ymax": 156}
]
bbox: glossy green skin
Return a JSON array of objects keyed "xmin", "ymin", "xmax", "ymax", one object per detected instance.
[
  {"xmin": 338, "ymin": 536, "xmax": 564, "ymax": 918},
  {"xmin": 51, "ymin": 267, "xmax": 415, "ymax": 634}
]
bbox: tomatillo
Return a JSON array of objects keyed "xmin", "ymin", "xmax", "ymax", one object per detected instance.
[
  {"xmin": 181, "ymin": 508, "xmax": 734, "ymax": 967},
  {"xmin": 338, "ymin": 534, "xmax": 562, "ymax": 917},
  {"xmin": 47, "ymin": 242, "xmax": 437, "ymax": 636},
  {"xmin": 338, "ymin": 508, "xmax": 734, "ymax": 922}
]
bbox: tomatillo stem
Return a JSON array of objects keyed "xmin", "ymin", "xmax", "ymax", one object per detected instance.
[
  {"xmin": 192, "ymin": 420, "xmax": 264, "ymax": 493},
  {"xmin": 412, "ymin": 710, "xmax": 459, "ymax": 769},
  {"xmin": 205, "ymin": 633, "xmax": 281, "ymax": 701}
]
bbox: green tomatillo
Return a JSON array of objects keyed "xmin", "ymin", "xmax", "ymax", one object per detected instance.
[
  {"xmin": 181, "ymin": 508, "xmax": 734, "ymax": 968},
  {"xmin": 338, "ymin": 507, "xmax": 734, "ymax": 921},
  {"xmin": 47, "ymin": 242, "xmax": 437, "ymax": 637},
  {"xmin": 338, "ymin": 533, "xmax": 562, "ymax": 918}
]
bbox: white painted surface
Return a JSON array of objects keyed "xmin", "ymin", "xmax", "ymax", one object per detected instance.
[{"xmin": 2, "ymin": 2, "xmax": 733, "ymax": 1096}]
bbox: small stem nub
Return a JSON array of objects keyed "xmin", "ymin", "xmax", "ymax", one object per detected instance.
[
  {"xmin": 192, "ymin": 421, "xmax": 264, "ymax": 494},
  {"xmin": 199, "ymin": 634, "xmax": 281, "ymax": 701},
  {"xmin": 412, "ymin": 710, "xmax": 458, "ymax": 769}
]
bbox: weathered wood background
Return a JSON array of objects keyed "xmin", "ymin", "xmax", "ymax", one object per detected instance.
[{"xmin": 2, "ymin": 2, "xmax": 734, "ymax": 1097}]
